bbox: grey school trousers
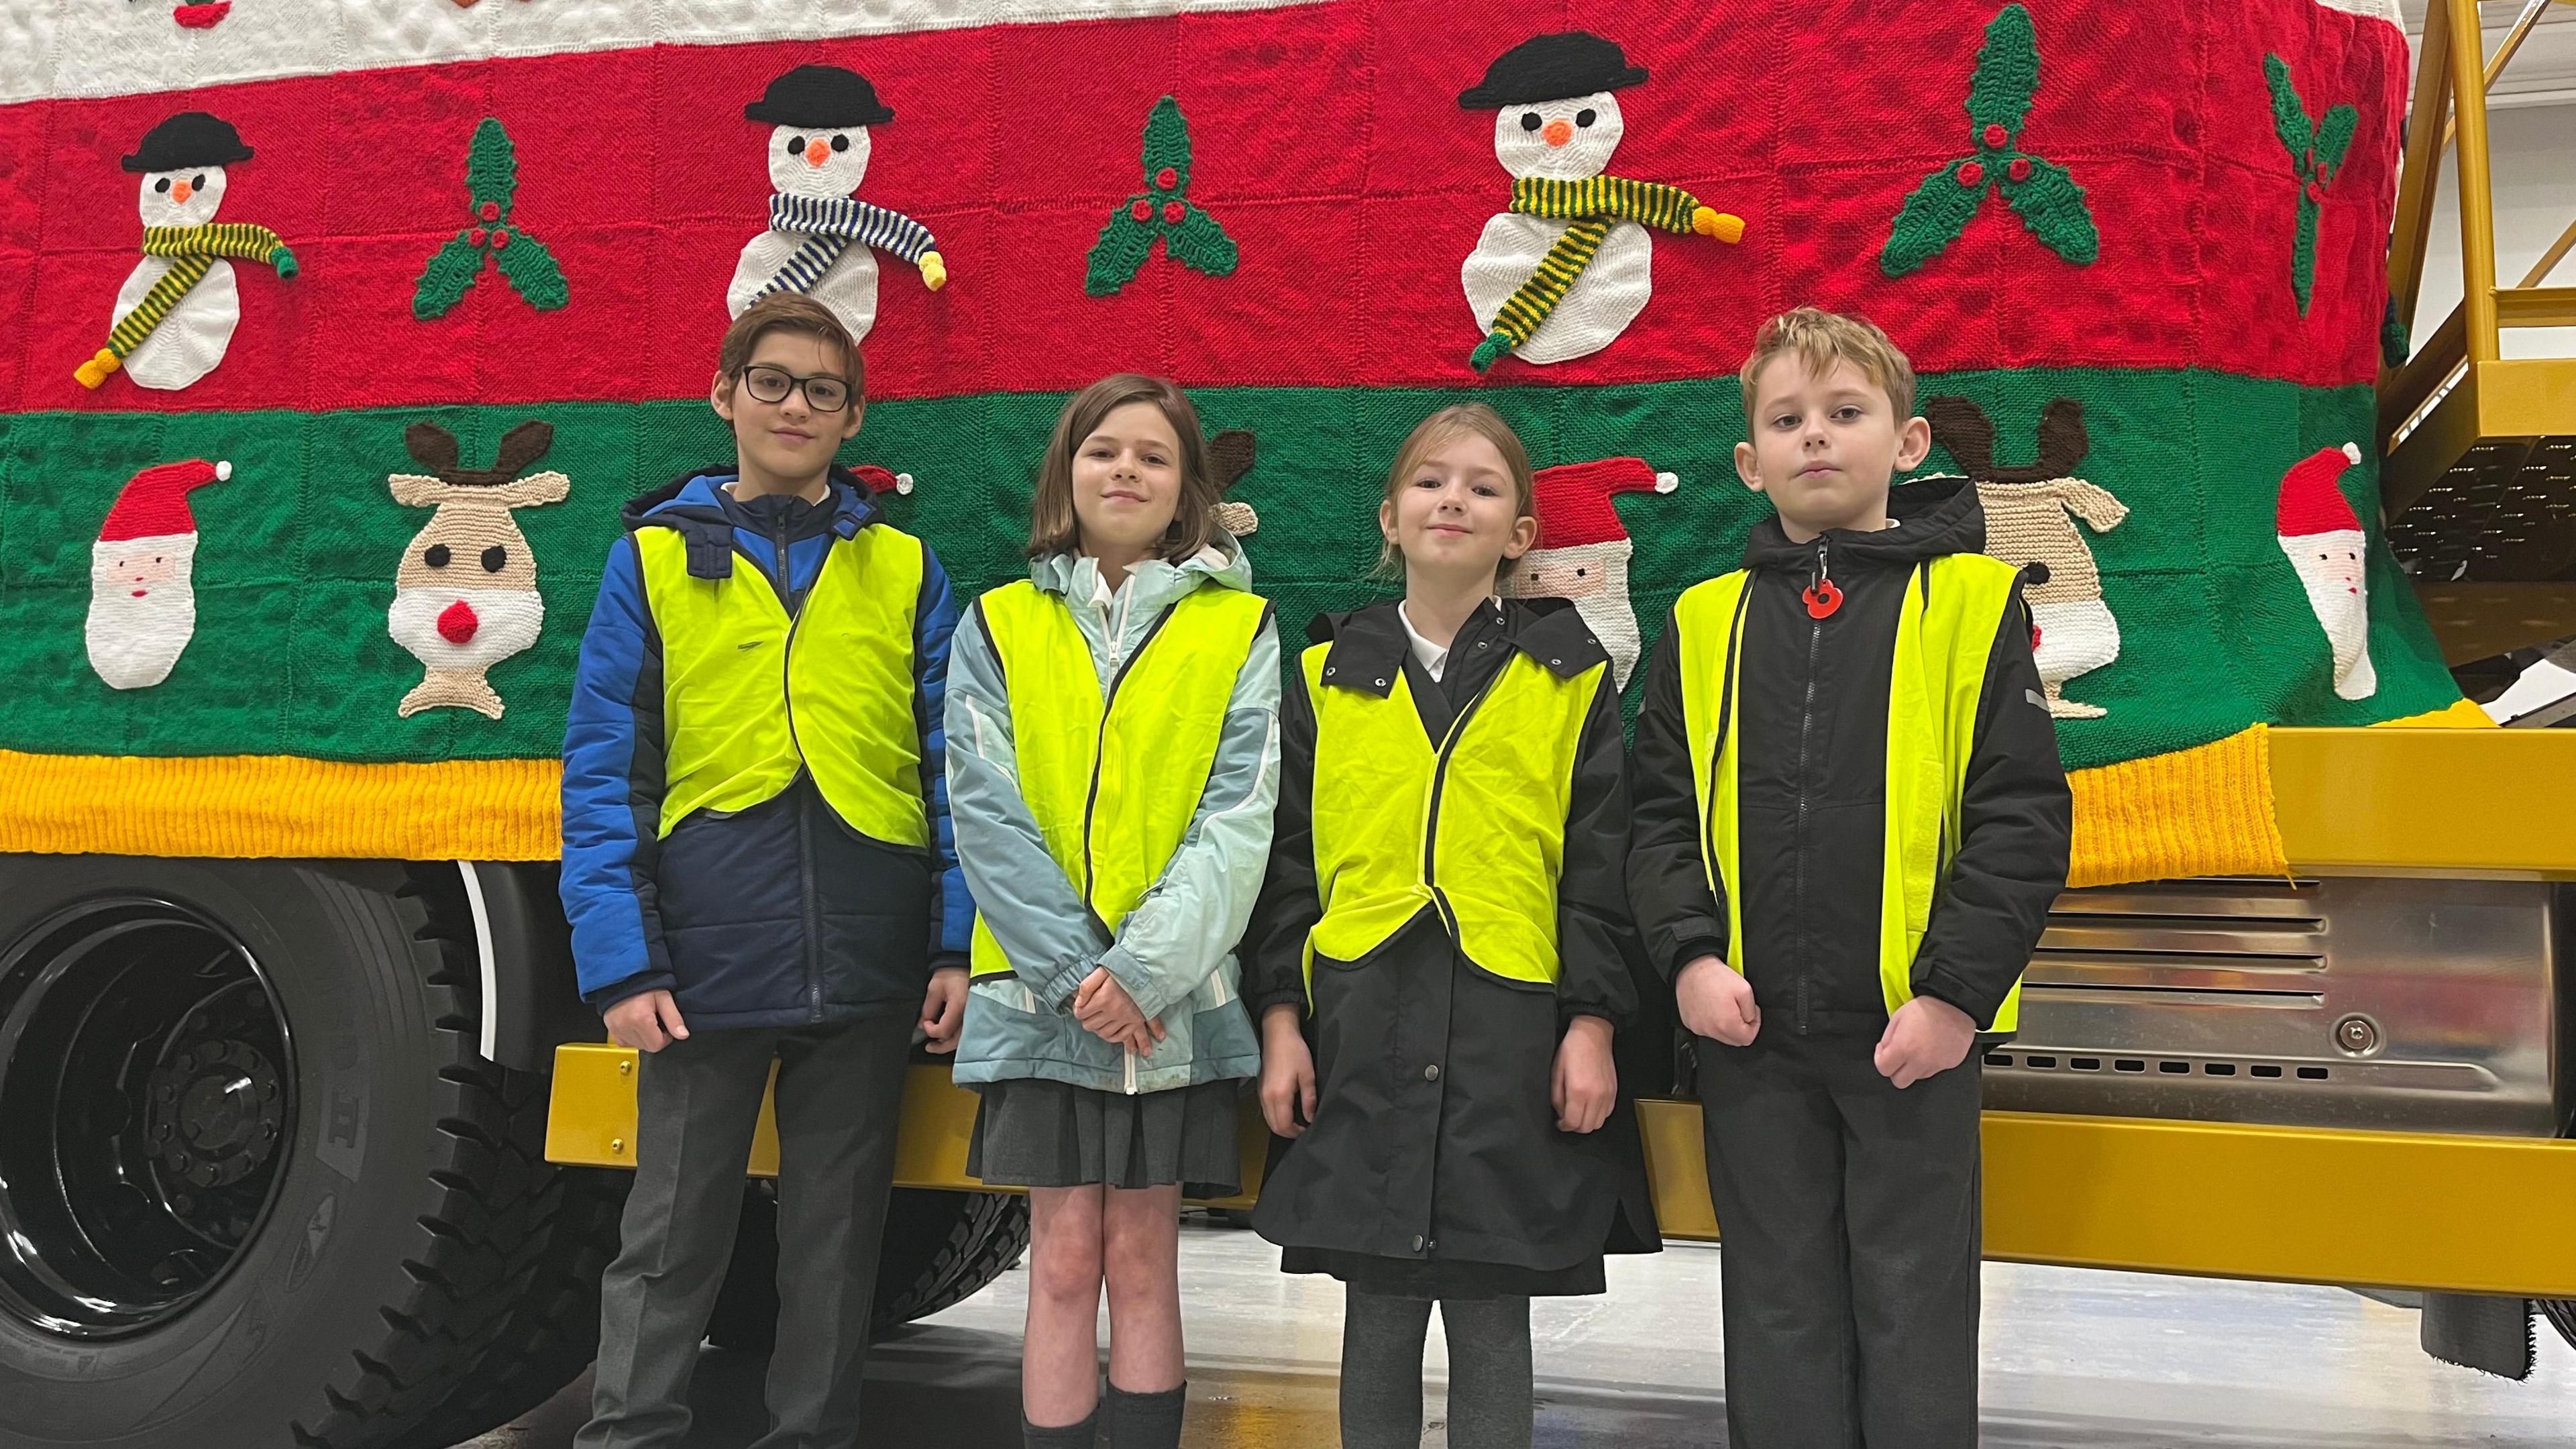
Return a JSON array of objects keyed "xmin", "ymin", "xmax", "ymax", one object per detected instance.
[
  {"xmin": 1697, "ymin": 1028, "xmax": 1984, "ymax": 1448},
  {"xmin": 578, "ymin": 1015, "xmax": 913, "ymax": 1449}
]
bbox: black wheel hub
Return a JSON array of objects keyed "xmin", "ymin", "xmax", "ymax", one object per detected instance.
[{"xmin": 0, "ymin": 899, "xmax": 296, "ymax": 1338}]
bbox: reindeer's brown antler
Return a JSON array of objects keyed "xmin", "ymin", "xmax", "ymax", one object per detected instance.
[
  {"xmin": 489, "ymin": 421, "xmax": 555, "ymax": 479},
  {"xmin": 406, "ymin": 419, "xmax": 559, "ymax": 486},
  {"xmin": 2029, "ymin": 398, "xmax": 2089, "ymax": 480},
  {"xmin": 404, "ymin": 422, "xmax": 462, "ymax": 475},
  {"xmin": 1207, "ymin": 429, "xmax": 1256, "ymax": 492},
  {"xmin": 1922, "ymin": 396, "xmax": 1996, "ymax": 477}
]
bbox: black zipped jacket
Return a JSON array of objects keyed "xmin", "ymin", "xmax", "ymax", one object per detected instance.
[{"xmin": 1626, "ymin": 477, "xmax": 2072, "ymax": 1034}]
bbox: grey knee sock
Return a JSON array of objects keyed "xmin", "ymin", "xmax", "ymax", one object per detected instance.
[
  {"xmin": 1103, "ymin": 1381, "xmax": 1185, "ymax": 1449},
  {"xmin": 1340, "ymin": 1288, "xmax": 1435, "ymax": 1449},
  {"xmin": 1439, "ymin": 1295, "xmax": 1534, "ymax": 1449},
  {"xmin": 1023, "ymin": 1407, "xmax": 1098, "ymax": 1449}
]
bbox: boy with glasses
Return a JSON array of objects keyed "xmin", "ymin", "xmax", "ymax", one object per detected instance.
[{"xmin": 560, "ymin": 292, "xmax": 972, "ymax": 1446}]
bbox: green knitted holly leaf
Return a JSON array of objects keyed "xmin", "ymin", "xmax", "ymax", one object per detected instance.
[
  {"xmin": 2263, "ymin": 55, "xmax": 2314, "ymax": 159},
  {"xmin": 1142, "ymin": 95, "xmax": 1191, "ymax": 193},
  {"xmin": 2316, "ymin": 103, "xmax": 2358, "ymax": 177},
  {"xmin": 1880, "ymin": 163, "xmax": 1986, "ymax": 277},
  {"xmin": 1165, "ymin": 205, "xmax": 1239, "ymax": 278},
  {"xmin": 412, "ymin": 233, "xmax": 485, "ymax": 319},
  {"xmin": 466, "ymin": 117, "xmax": 518, "ymax": 219},
  {"xmin": 2292, "ymin": 192, "xmax": 2320, "ymax": 313},
  {"xmin": 2001, "ymin": 156, "xmax": 2099, "ymax": 265},
  {"xmin": 1085, "ymin": 209, "xmax": 1159, "ymax": 296},
  {"xmin": 1967, "ymin": 4, "xmax": 2039, "ymax": 140},
  {"xmin": 2381, "ymin": 295, "xmax": 2410, "ymax": 367},
  {"xmin": 494, "ymin": 234, "xmax": 570, "ymax": 311}
]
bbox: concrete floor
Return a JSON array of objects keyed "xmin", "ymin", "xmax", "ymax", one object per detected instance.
[{"xmin": 464, "ymin": 1219, "xmax": 2576, "ymax": 1447}]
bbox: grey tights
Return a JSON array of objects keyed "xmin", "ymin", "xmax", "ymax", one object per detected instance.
[{"xmin": 1338, "ymin": 1289, "xmax": 1534, "ymax": 1449}]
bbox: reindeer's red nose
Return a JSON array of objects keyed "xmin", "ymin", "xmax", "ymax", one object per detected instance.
[{"xmin": 437, "ymin": 599, "xmax": 480, "ymax": 645}]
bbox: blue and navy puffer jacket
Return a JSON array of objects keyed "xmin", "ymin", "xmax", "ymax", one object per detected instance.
[{"xmin": 559, "ymin": 467, "xmax": 972, "ymax": 1030}]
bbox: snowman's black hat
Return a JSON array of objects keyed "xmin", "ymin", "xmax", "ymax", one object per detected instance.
[
  {"xmin": 121, "ymin": 111, "xmax": 254, "ymax": 172},
  {"xmin": 1457, "ymin": 32, "xmax": 1648, "ymax": 110},
  {"xmin": 744, "ymin": 64, "xmax": 896, "ymax": 128}
]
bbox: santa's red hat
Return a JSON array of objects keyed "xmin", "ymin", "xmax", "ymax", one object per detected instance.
[
  {"xmin": 851, "ymin": 464, "xmax": 914, "ymax": 497},
  {"xmin": 1530, "ymin": 457, "xmax": 1678, "ymax": 549},
  {"xmin": 2276, "ymin": 443, "xmax": 2364, "ymax": 537},
  {"xmin": 99, "ymin": 459, "xmax": 229, "ymax": 542}
]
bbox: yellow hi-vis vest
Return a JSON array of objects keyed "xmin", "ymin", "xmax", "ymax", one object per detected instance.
[
  {"xmin": 967, "ymin": 579, "xmax": 1271, "ymax": 981},
  {"xmin": 634, "ymin": 521, "xmax": 930, "ymax": 849},
  {"xmin": 1301, "ymin": 643, "xmax": 1603, "ymax": 994},
  {"xmin": 1675, "ymin": 554, "xmax": 2026, "ymax": 1029}
]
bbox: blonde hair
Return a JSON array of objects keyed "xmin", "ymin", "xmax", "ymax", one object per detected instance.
[
  {"xmin": 1375, "ymin": 403, "xmax": 1537, "ymax": 582},
  {"xmin": 1739, "ymin": 307, "xmax": 1917, "ymax": 431},
  {"xmin": 1026, "ymin": 374, "xmax": 1220, "ymax": 563}
]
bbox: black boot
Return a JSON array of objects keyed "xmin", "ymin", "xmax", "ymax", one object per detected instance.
[
  {"xmin": 1102, "ymin": 1381, "xmax": 1185, "ymax": 1449},
  {"xmin": 1023, "ymin": 1407, "xmax": 1099, "ymax": 1448}
]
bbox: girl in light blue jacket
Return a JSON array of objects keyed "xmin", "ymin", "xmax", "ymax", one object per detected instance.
[{"xmin": 946, "ymin": 374, "xmax": 1280, "ymax": 1449}]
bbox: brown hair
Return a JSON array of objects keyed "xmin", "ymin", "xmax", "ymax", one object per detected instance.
[
  {"xmin": 1026, "ymin": 374, "xmax": 1220, "ymax": 562},
  {"xmin": 1375, "ymin": 403, "xmax": 1537, "ymax": 582},
  {"xmin": 1738, "ymin": 307, "xmax": 1915, "ymax": 431},
  {"xmin": 716, "ymin": 293, "xmax": 864, "ymax": 400}
]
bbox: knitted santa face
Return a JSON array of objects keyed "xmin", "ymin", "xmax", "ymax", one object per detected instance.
[
  {"xmin": 1493, "ymin": 93, "xmax": 1623, "ymax": 182},
  {"xmin": 765, "ymin": 124, "xmax": 871, "ymax": 200},
  {"xmin": 87, "ymin": 459, "xmax": 228, "ymax": 690},
  {"xmin": 1496, "ymin": 455, "xmax": 1675, "ymax": 686},
  {"xmin": 2275, "ymin": 443, "xmax": 2377, "ymax": 700},
  {"xmin": 137, "ymin": 165, "xmax": 225, "ymax": 228}
]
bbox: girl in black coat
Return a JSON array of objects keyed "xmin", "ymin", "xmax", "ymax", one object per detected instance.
[{"xmin": 1243, "ymin": 403, "xmax": 1659, "ymax": 1449}]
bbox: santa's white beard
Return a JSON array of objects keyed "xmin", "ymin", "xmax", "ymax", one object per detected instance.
[
  {"xmin": 388, "ymin": 588, "xmax": 545, "ymax": 672},
  {"xmin": 87, "ymin": 537, "xmax": 198, "ymax": 689},
  {"xmin": 2281, "ymin": 532, "xmax": 2376, "ymax": 700},
  {"xmin": 1501, "ymin": 542, "xmax": 1640, "ymax": 685}
]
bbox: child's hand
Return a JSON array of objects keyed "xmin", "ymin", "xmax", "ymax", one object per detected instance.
[
  {"xmin": 1676, "ymin": 956, "xmax": 1760, "ymax": 1045},
  {"xmin": 604, "ymin": 989, "xmax": 689, "ymax": 1053},
  {"xmin": 1874, "ymin": 995, "xmax": 1978, "ymax": 1088},
  {"xmin": 1258, "ymin": 1005, "xmax": 1318, "ymax": 1138},
  {"xmin": 1073, "ymin": 966, "xmax": 1165, "ymax": 1054},
  {"xmin": 918, "ymin": 965, "xmax": 968, "ymax": 1054},
  {"xmin": 1552, "ymin": 1015, "xmax": 1617, "ymax": 1134}
]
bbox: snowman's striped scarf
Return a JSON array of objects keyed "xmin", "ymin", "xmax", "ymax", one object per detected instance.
[
  {"xmin": 757, "ymin": 195, "xmax": 937, "ymax": 301},
  {"xmin": 100, "ymin": 223, "xmax": 296, "ymax": 364},
  {"xmin": 1470, "ymin": 176, "xmax": 1707, "ymax": 372}
]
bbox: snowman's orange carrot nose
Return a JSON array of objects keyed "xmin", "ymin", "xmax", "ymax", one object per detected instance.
[
  {"xmin": 1542, "ymin": 119, "xmax": 1573, "ymax": 146},
  {"xmin": 171, "ymin": 180, "xmax": 193, "ymax": 203},
  {"xmin": 804, "ymin": 138, "xmax": 831, "ymax": 166}
]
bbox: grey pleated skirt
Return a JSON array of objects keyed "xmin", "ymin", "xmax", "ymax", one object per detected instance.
[{"xmin": 967, "ymin": 1077, "xmax": 1243, "ymax": 1196}]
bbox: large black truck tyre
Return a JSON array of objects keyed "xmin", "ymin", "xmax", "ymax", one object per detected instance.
[
  {"xmin": 0, "ymin": 857, "xmax": 623, "ymax": 1449},
  {"xmin": 704, "ymin": 1183, "xmax": 1031, "ymax": 1353}
]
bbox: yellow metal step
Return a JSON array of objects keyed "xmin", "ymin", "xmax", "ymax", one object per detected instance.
[{"xmin": 545, "ymin": 1045, "xmax": 2576, "ymax": 1298}]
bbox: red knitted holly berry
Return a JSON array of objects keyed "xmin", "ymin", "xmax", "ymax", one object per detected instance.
[
  {"xmin": 1957, "ymin": 160, "xmax": 1984, "ymax": 186},
  {"xmin": 1131, "ymin": 199, "xmax": 1153, "ymax": 221},
  {"xmin": 1155, "ymin": 166, "xmax": 1179, "ymax": 191},
  {"xmin": 1982, "ymin": 123, "xmax": 2008, "ymax": 148}
]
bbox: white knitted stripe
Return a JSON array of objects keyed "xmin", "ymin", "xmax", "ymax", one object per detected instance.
[{"xmin": 0, "ymin": 0, "xmax": 1335, "ymax": 106}]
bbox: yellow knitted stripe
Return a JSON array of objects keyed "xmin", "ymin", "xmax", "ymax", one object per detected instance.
[
  {"xmin": 0, "ymin": 751, "xmax": 560, "ymax": 860},
  {"xmin": 2065, "ymin": 726, "xmax": 2286, "ymax": 888},
  {"xmin": 2373, "ymin": 698, "xmax": 2491, "ymax": 728}
]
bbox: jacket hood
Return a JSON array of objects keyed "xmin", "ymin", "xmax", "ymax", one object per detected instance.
[
  {"xmin": 1741, "ymin": 474, "xmax": 1986, "ymax": 574},
  {"xmin": 621, "ymin": 466, "xmax": 885, "ymax": 580},
  {"xmin": 1029, "ymin": 532, "xmax": 1254, "ymax": 612}
]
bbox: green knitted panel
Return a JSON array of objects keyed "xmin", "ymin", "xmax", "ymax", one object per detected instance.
[{"xmin": 0, "ymin": 370, "xmax": 2451, "ymax": 773}]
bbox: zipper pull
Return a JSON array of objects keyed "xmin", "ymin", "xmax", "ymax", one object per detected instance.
[{"xmin": 1802, "ymin": 539, "xmax": 1843, "ymax": 619}]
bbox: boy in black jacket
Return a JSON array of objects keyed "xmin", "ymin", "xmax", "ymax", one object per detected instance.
[{"xmin": 1628, "ymin": 308, "xmax": 2072, "ymax": 1447}]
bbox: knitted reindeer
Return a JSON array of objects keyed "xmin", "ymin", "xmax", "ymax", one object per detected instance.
[
  {"xmin": 1207, "ymin": 428, "xmax": 1259, "ymax": 538},
  {"xmin": 386, "ymin": 420, "xmax": 568, "ymax": 719},
  {"xmin": 1923, "ymin": 396, "xmax": 2129, "ymax": 718}
]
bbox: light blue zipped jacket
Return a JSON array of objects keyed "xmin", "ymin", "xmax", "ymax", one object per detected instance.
[{"xmin": 946, "ymin": 541, "xmax": 1281, "ymax": 1093}]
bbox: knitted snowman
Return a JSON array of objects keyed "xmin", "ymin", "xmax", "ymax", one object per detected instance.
[
  {"xmin": 727, "ymin": 64, "xmax": 947, "ymax": 345},
  {"xmin": 1496, "ymin": 455, "xmax": 1676, "ymax": 686},
  {"xmin": 87, "ymin": 459, "xmax": 229, "ymax": 690},
  {"xmin": 1457, "ymin": 33, "xmax": 1742, "ymax": 372},
  {"xmin": 80, "ymin": 113, "xmax": 297, "ymax": 392},
  {"xmin": 2275, "ymin": 443, "xmax": 2377, "ymax": 700}
]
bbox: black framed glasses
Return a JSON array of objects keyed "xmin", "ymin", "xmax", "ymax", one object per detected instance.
[{"xmin": 737, "ymin": 364, "xmax": 852, "ymax": 414}]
